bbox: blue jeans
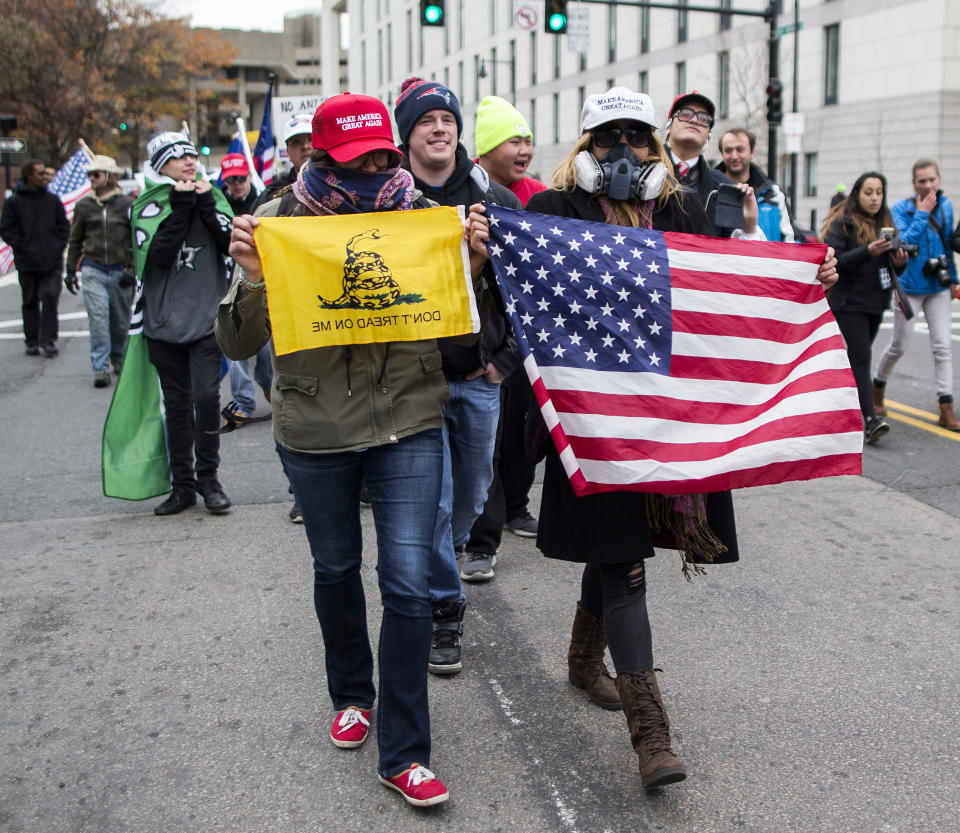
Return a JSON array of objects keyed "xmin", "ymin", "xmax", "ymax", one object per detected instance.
[
  {"xmin": 81, "ymin": 262, "xmax": 133, "ymax": 373},
  {"xmin": 430, "ymin": 376, "xmax": 502, "ymax": 605},
  {"xmin": 278, "ymin": 428, "xmax": 442, "ymax": 778},
  {"xmin": 228, "ymin": 341, "xmax": 273, "ymax": 413}
]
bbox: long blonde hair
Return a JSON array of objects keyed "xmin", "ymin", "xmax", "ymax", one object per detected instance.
[{"xmin": 550, "ymin": 130, "xmax": 682, "ymax": 227}]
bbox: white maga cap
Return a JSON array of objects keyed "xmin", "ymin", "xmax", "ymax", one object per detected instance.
[{"xmin": 580, "ymin": 87, "xmax": 659, "ymax": 134}]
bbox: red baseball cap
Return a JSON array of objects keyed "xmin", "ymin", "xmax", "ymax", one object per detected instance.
[
  {"xmin": 668, "ymin": 91, "xmax": 716, "ymax": 121},
  {"xmin": 220, "ymin": 153, "xmax": 250, "ymax": 177},
  {"xmin": 311, "ymin": 93, "xmax": 401, "ymax": 163}
]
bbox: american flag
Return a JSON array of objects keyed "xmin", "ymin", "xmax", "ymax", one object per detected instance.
[
  {"xmin": 485, "ymin": 205, "xmax": 863, "ymax": 496},
  {"xmin": 0, "ymin": 240, "xmax": 13, "ymax": 275},
  {"xmin": 252, "ymin": 81, "xmax": 275, "ymax": 186},
  {"xmin": 49, "ymin": 147, "xmax": 94, "ymax": 220}
]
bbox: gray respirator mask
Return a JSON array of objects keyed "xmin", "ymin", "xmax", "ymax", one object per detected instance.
[{"xmin": 574, "ymin": 143, "xmax": 668, "ymax": 202}]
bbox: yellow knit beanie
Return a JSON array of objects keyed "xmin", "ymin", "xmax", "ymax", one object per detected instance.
[{"xmin": 475, "ymin": 96, "xmax": 532, "ymax": 157}]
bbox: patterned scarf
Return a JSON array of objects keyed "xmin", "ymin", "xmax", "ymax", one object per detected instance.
[
  {"xmin": 598, "ymin": 194, "xmax": 727, "ymax": 579},
  {"xmin": 293, "ymin": 164, "xmax": 415, "ymax": 216}
]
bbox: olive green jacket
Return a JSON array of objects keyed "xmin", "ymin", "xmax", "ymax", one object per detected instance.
[{"xmin": 214, "ymin": 196, "xmax": 450, "ymax": 454}]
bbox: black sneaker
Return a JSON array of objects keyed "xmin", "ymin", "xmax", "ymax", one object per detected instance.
[
  {"xmin": 460, "ymin": 551, "xmax": 496, "ymax": 582},
  {"xmin": 93, "ymin": 371, "xmax": 111, "ymax": 388},
  {"xmin": 154, "ymin": 489, "xmax": 196, "ymax": 516},
  {"xmin": 197, "ymin": 481, "xmax": 231, "ymax": 514},
  {"xmin": 505, "ymin": 511, "xmax": 538, "ymax": 538},
  {"xmin": 429, "ymin": 600, "xmax": 465, "ymax": 676},
  {"xmin": 288, "ymin": 502, "xmax": 303, "ymax": 524},
  {"xmin": 42, "ymin": 341, "xmax": 59, "ymax": 358},
  {"xmin": 25, "ymin": 344, "xmax": 40, "ymax": 356},
  {"xmin": 864, "ymin": 416, "xmax": 890, "ymax": 445}
]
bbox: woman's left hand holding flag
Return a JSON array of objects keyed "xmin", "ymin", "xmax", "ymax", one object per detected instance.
[
  {"xmin": 229, "ymin": 214, "xmax": 264, "ymax": 288},
  {"xmin": 466, "ymin": 202, "xmax": 491, "ymax": 279}
]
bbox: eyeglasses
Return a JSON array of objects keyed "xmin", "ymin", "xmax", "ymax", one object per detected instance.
[
  {"xmin": 87, "ymin": 172, "xmax": 103, "ymax": 179},
  {"xmin": 673, "ymin": 108, "xmax": 713, "ymax": 127},
  {"xmin": 591, "ymin": 126, "xmax": 652, "ymax": 149},
  {"xmin": 224, "ymin": 176, "xmax": 248, "ymax": 185}
]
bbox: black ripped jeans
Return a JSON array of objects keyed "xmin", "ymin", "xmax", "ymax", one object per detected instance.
[{"xmin": 579, "ymin": 561, "xmax": 653, "ymax": 673}]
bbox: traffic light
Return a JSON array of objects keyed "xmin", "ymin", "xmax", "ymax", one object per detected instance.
[
  {"xmin": 544, "ymin": 0, "xmax": 567, "ymax": 34},
  {"xmin": 119, "ymin": 122, "xmax": 128, "ymax": 131},
  {"xmin": 200, "ymin": 145, "xmax": 211, "ymax": 156},
  {"xmin": 420, "ymin": 0, "xmax": 444, "ymax": 26},
  {"xmin": 766, "ymin": 80, "xmax": 783, "ymax": 124}
]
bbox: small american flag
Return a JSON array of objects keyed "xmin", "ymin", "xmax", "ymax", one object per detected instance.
[
  {"xmin": 49, "ymin": 148, "xmax": 93, "ymax": 220},
  {"xmin": 252, "ymin": 81, "xmax": 275, "ymax": 186},
  {"xmin": 485, "ymin": 205, "xmax": 863, "ymax": 496}
]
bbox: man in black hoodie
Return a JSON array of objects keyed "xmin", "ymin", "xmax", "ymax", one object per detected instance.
[
  {"xmin": 394, "ymin": 78, "xmax": 522, "ymax": 675},
  {"xmin": 0, "ymin": 159, "xmax": 70, "ymax": 356}
]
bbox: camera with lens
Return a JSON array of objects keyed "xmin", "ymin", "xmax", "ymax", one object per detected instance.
[
  {"xmin": 879, "ymin": 228, "xmax": 919, "ymax": 258},
  {"xmin": 923, "ymin": 254, "xmax": 952, "ymax": 287}
]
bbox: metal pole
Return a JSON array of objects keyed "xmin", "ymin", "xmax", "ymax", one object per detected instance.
[
  {"xmin": 789, "ymin": 0, "xmax": 799, "ymax": 209},
  {"xmin": 767, "ymin": 2, "xmax": 779, "ymax": 182}
]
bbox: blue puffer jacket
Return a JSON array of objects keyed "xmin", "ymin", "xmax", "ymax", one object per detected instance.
[{"xmin": 891, "ymin": 192, "xmax": 957, "ymax": 294}]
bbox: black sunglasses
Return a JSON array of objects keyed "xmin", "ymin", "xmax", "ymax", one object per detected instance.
[
  {"xmin": 224, "ymin": 176, "xmax": 247, "ymax": 185},
  {"xmin": 591, "ymin": 126, "xmax": 652, "ymax": 149}
]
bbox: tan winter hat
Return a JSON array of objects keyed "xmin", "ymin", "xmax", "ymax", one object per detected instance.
[{"xmin": 85, "ymin": 155, "xmax": 124, "ymax": 175}]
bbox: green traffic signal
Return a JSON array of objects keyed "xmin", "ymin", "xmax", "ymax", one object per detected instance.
[
  {"xmin": 119, "ymin": 122, "xmax": 127, "ymax": 131},
  {"xmin": 420, "ymin": 0, "xmax": 444, "ymax": 26},
  {"xmin": 544, "ymin": 0, "xmax": 567, "ymax": 34},
  {"xmin": 200, "ymin": 145, "xmax": 211, "ymax": 156}
]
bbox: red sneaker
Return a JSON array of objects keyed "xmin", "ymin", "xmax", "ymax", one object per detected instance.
[
  {"xmin": 378, "ymin": 764, "xmax": 449, "ymax": 807},
  {"xmin": 329, "ymin": 706, "xmax": 371, "ymax": 749}
]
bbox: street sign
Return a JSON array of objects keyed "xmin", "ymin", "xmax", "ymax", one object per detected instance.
[
  {"xmin": 776, "ymin": 21, "xmax": 804, "ymax": 36},
  {"xmin": 782, "ymin": 112, "xmax": 805, "ymax": 137},
  {"xmin": 566, "ymin": 7, "xmax": 589, "ymax": 53},
  {"xmin": 514, "ymin": 4, "xmax": 537, "ymax": 30},
  {"xmin": 0, "ymin": 138, "xmax": 26, "ymax": 153}
]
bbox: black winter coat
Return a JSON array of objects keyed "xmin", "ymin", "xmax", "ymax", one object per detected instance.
[
  {"xmin": 823, "ymin": 218, "xmax": 895, "ymax": 316},
  {"xmin": 0, "ymin": 181, "xmax": 70, "ymax": 271},
  {"xmin": 524, "ymin": 186, "xmax": 740, "ymax": 565}
]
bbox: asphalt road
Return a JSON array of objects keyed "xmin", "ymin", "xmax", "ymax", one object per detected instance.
[{"xmin": 2, "ymin": 278, "xmax": 959, "ymax": 833}]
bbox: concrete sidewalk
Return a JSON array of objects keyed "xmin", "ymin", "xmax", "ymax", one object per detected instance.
[{"xmin": 2, "ymin": 469, "xmax": 959, "ymax": 833}]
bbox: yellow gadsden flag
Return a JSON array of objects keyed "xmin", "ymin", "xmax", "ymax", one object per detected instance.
[{"xmin": 254, "ymin": 206, "xmax": 480, "ymax": 354}]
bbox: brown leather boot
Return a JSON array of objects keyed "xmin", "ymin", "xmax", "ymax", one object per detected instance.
[
  {"xmin": 567, "ymin": 603, "xmax": 621, "ymax": 710},
  {"xmin": 938, "ymin": 399, "xmax": 960, "ymax": 431},
  {"xmin": 616, "ymin": 670, "xmax": 687, "ymax": 790},
  {"xmin": 872, "ymin": 381, "xmax": 887, "ymax": 417}
]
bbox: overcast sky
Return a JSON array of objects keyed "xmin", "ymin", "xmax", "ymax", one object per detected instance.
[{"xmin": 164, "ymin": 1, "xmax": 323, "ymax": 31}]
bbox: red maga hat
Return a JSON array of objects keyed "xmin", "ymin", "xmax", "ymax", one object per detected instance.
[
  {"xmin": 220, "ymin": 153, "xmax": 250, "ymax": 177},
  {"xmin": 668, "ymin": 91, "xmax": 716, "ymax": 120},
  {"xmin": 311, "ymin": 93, "xmax": 401, "ymax": 163}
]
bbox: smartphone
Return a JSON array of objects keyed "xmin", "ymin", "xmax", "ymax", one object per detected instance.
[
  {"xmin": 715, "ymin": 183, "xmax": 745, "ymax": 230},
  {"xmin": 880, "ymin": 227, "xmax": 895, "ymax": 240}
]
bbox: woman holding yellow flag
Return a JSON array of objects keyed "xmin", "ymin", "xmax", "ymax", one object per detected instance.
[{"xmin": 215, "ymin": 93, "xmax": 490, "ymax": 809}]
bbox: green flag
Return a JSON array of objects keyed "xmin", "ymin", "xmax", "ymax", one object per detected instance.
[{"xmin": 101, "ymin": 289, "xmax": 170, "ymax": 500}]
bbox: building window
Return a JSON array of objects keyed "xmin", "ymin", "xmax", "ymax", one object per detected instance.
[
  {"xmin": 579, "ymin": 53, "xmax": 587, "ymax": 73},
  {"xmin": 779, "ymin": 155, "xmax": 791, "ymax": 194},
  {"xmin": 458, "ymin": 61, "xmax": 464, "ymax": 102},
  {"xmin": 553, "ymin": 34, "xmax": 561, "ymax": 80},
  {"xmin": 444, "ymin": 66, "xmax": 450, "ymax": 87},
  {"xmin": 377, "ymin": 29, "xmax": 383, "ymax": 87},
  {"xmin": 675, "ymin": 61, "xmax": 686, "ymax": 96},
  {"xmin": 608, "ymin": 6, "xmax": 617, "ymax": 63},
  {"xmin": 458, "ymin": 0, "xmax": 465, "ymax": 49},
  {"xmin": 490, "ymin": 0, "xmax": 498, "ymax": 35},
  {"xmin": 606, "ymin": 77, "xmax": 614, "ymax": 90},
  {"xmin": 474, "ymin": 54, "xmax": 481, "ymax": 104},
  {"xmin": 678, "ymin": 0, "xmax": 688, "ymax": 44},
  {"xmin": 529, "ymin": 98, "xmax": 537, "ymax": 141},
  {"xmin": 509, "ymin": 39, "xmax": 517, "ymax": 100},
  {"xmin": 530, "ymin": 30, "xmax": 537, "ymax": 85},
  {"xmin": 361, "ymin": 40, "xmax": 367, "ymax": 91},
  {"xmin": 578, "ymin": 85, "xmax": 585, "ymax": 116},
  {"xmin": 717, "ymin": 51, "xmax": 730, "ymax": 118},
  {"xmin": 804, "ymin": 152, "xmax": 819, "ymax": 197},
  {"xmin": 491, "ymin": 46, "xmax": 499, "ymax": 97},
  {"xmin": 824, "ymin": 24, "xmax": 839, "ymax": 105},
  {"xmin": 553, "ymin": 92, "xmax": 560, "ymax": 144},
  {"xmin": 719, "ymin": 0, "xmax": 732, "ymax": 31},
  {"xmin": 444, "ymin": 14, "xmax": 450, "ymax": 56},
  {"xmin": 640, "ymin": 7, "xmax": 650, "ymax": 54},
  {"xmin": 406, "ymin": 10, "xmax": 413, "ymax": 74},
  {"xmin": 638, "ymin": 70, "xmax": 648, "ymax": 94},
  {"xmin": 386, "ymin": 23, "xmax": 393, "ymax": 83}
]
